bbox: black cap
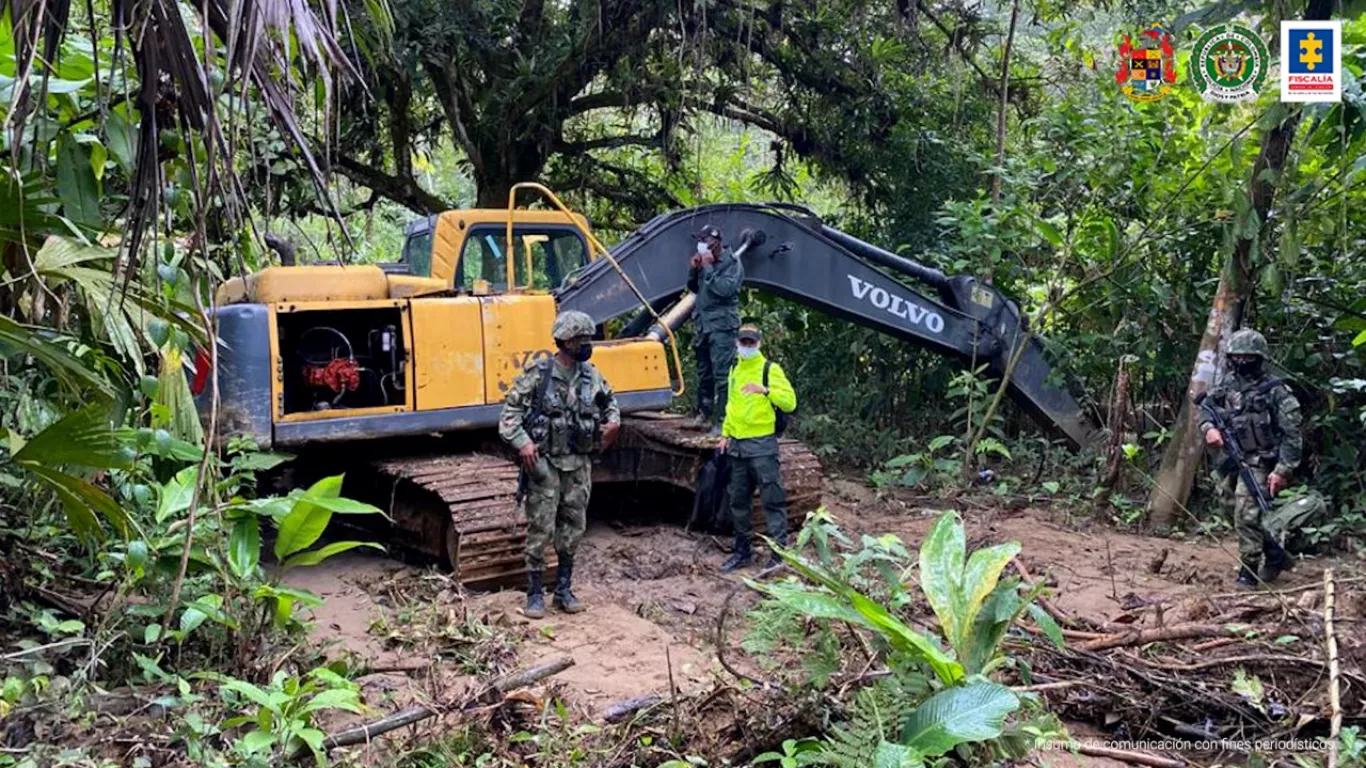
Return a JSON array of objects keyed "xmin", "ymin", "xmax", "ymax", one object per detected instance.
[
  {"xmin": 738, "ymin": 324, "xmax": 762, "ymax": 342},
  {"xmin": 694, "ymin": 224, "xmax": 722, "ymax": 242}
]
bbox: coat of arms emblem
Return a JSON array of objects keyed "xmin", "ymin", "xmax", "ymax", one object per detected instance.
[
  {"xmin": 1191, "ymin": 24, "xmax": 1269, "ymax": 102},
  {"xmin": 1116, "ymin": 23, "xmax": 1177, "ymax": 102}
]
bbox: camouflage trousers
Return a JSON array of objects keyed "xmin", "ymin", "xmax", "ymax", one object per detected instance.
[
  {"xmin": 523, "ymin": 458, "xmax": 592, "ymax": 571},
  {"xmin": 1225, "ymin": 466, "xmax": 1271, "ymax": 570},
  {"xmin": 695, "ymin": 329, "xmax": 736, "ymax": 426}
]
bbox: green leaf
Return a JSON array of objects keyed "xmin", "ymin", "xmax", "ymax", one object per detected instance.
[
  {"xmin": 1034, "ymin": 219, "xmax": 1063, "ymax": 248},
  {"xmin": 927, "ymin": 435, "xmax": 955, "ymax": 452},
  {"xmin": 1102, "ymin": 217, "xmax": 1119, "ymax": 259},
  {"xmin": 1232, "ymin": 668, "xmax": 1265, "ymax": 711},
  {"xmin": 301, "ymin": 494, "xmax": 386, "ymax": 517},
  {"xmin": 918, "ymin": 512, "xmax": 966, "ymax": 649},
  {"xmin": 144, "ymin": 624, "xmax": 162, "ymax": 644},
  {"xmin": 157, "ymin": 466, "xmax": 199, "ymax": 523},
  {"xmin": 20, "ymin": 462, "xmax": 132, "ymax": 540},
  {"xmin": 56, "ymin": 137, "xmax": 100, "ymax": 229},
  {"xmin": 281, "ymin": 540, "xmax": 385, "ymax": 570},
  {"xmin": 232, "ymin": 452, "xmax": 294, "ymax": 471},
  {"xmin": 1353, "ymin": 329, "xmax": 1366, "ymax": 348},
  {"xmin": 1273, "ymin": 635, "xmax": 1299, "ymax": 645},
  {"xmin": 0, "ymin": 316, "xmax": 114, "ymax": 399},
  {"xmin": 873, "ymin": 742, "xmax": 924, "ymax": 768},
  {"xmin": 13, "ymin": 404, "xmax": 131, "ymax": 469},
  {"xmin": 182, "ymin": 595, "xmax": 238, "ymax": 634},
  {"xmin": 228, "ymin": 516, "xmax": 261, "ymax": 579},
  {"xmin": 219, "ymin": 678, "xmax": 277, "ymax": 712},
  {"xmin": 1027, "ymin": 603, "xmax": 1066, "ymax": 650},
  {"xmin": 302, "ymin": 688, "xmax": 363, "ymax": 715},
  {"xmin": 900, "ymin": 681, "xmax": 1020, "ymax": 756},
  {"xmin": 273, "ymin": 475, "xmax": 345, "ymax": 560},
  {"xmin": 238, "ymin": 730, "xmax": 276, "ymax": 755},
  {"xmin": 106, "ymin": 110, "xmax": 136, "ymax": 171},
  {"xmin": 1041, "ymin": 481, "xmax": 1060, "ymax": 494}
]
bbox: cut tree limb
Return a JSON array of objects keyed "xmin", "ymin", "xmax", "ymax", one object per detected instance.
[
  {"xmin": 1011, "ymin": 557, "xmax": 1079, "ymax": 628},
  {"xmin": 1327, "ymin": 568, "xmax": 1342, "ymax": 768},
  {"xmin": 1075, "ymin": 743, "xmax": 1185, "ymax": 768},
  {"xmin": 1078, "ymin": 624, "xmax": 1224, "ymax": 652},
  {"xmin": 308, "ymin": 656, "xmax": 574, "ymax": 755},
  {"xmin": 601, "ymin": 695, "xmax": 664, "ymax": 724}
]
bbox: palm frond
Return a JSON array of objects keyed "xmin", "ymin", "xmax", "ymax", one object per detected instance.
[{"xmin": 0, "ymin": 314, "xmax": 115, "ymax": 399}]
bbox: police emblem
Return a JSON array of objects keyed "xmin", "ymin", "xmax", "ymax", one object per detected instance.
[
  {"xmin": 1191, "ymin": 24, "xmax": 1269, "ymax": 102},
  {"xmin": 1116, "ymin": 23, "xmax": 1177, "ymax": 102}
]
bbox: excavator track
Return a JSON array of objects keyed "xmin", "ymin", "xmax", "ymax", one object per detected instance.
[
  {"xmin": 602, "ymin": 415, "xmax": 825, "ymax": 535},
  {"xmin": 370, "ymin": 453, "xmax": 557, "ymax": 590},
  {"xmin": 361, "ymin": 415, "xmax": 825, "ymax": 591}
]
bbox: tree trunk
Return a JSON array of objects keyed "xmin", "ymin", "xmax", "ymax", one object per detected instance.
[
  {"xmin": 1144, "ymin": 0, "xmax": 1329, "ymax": 526},
  {"xmin": 988, "ymin": 0, "xmax": 1020, "ymax": 213}
]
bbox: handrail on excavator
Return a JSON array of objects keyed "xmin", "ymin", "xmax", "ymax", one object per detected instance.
[{"xmin": 504, "ymin": 182, "xmax": 687, "ymax": 398}]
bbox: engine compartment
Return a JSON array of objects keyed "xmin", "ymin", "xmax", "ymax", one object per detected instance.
[{"xmin": 277, "ymin": 308, "xmax": 407, "ymax": 414}]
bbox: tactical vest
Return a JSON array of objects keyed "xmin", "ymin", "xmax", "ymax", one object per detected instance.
[
  {"xmin": 1226, "ymin": 378, "xmax": 1285, "ymax": 459},
  {"xmin": 523, "ymin": 359, "xmax": 605, "ymax": 457}
]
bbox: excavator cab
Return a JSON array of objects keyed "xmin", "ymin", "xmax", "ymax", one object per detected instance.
[{"xmin": 386, "ymin": 213, "xmax": 590, "ymax": 294}]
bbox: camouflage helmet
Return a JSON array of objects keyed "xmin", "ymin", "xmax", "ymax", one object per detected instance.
[
  {"xmin": 1228, "ymin": 328, "xmax": 1269, "ymax": 358},
  {"xmin": 551, "ymin": 310, "xmax": 595, "ymax": 341}
]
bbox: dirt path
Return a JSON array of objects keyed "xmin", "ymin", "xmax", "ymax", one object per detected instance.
[{"xmin": 285, "ymin": 475, "xmax": 1353, "ymax": 760}]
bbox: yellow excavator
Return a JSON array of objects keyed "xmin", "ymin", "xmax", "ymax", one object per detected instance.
[{"xmin": 197, "ymin": 185, "xmax": 1095, "ymax": 588}]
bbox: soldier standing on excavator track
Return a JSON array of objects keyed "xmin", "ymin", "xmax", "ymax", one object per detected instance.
[
  {"xmin": 1199, "ymin": 328, "xmax": 1303, "ymax": 589},
  {"xmin": 688, "ymin": 224, "xmax": 743, "ymax": 436},
  {"xmin": 499, "ymin": 310, "xmax": 621, "ymax": 619},
  {"xmin": 718, "ymin": 323, "xmax": 797, "ymax": 573}
]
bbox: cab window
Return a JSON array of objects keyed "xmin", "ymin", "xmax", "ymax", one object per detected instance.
[
  {"xmin": 456, "ymin": 227, "xmax": 589, "ymax": 292},
  {"xmin": 401, "ymin": 228, "xmax": 434, "ymax": 277}
]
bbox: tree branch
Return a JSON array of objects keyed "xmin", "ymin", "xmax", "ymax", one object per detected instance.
[
  {"xmin": 915, "ymin": 0, "xmax": 1001, "ymax": 98},
  {"xmin": 555, "ymin": 133, "xmax": 659, "ymax": 153},
  {"xmin": 330, "ymin": 155, "xmax": 453, "ymax": 214}
]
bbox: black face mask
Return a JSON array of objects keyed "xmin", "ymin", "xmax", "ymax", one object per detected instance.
[
  {"xmin": 559, "ymin": 341, "xmax": 593, "ymax": 363},
  {"xmin": 1232, "ymin": 358, "xmax": 1261, "ymax": 377}
]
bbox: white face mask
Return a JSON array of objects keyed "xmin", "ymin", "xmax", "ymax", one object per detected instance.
[
  {"xmin": 737, "ymin": 344, "xmax": 759, "ymax": 360},
  {"xmin": 696, "ymin": 241, "xmax": 710, "ymax": 255}
]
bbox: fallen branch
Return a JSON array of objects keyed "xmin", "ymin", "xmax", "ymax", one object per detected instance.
[
  {"xmin": 1327, "ymin": 568, "xmax": 1342, "ymax": 768},
  {"xmin": 1011, "ymin": 557, "xmax": 1079, "ymax": 628},
  {"xmin": 1078, "ymin": 624, "xmax": 1224, "ymax": 652},
  {"xmin": 1013, "ymin": 680, "xmax": 1085, "ymax": 693},
  {"xmin": 601, "ymin": 695, "xmax": 664, "ymax": 724},
  {"xmin": 1075, "ymin": 743, "xmax": 1185, "ymax": 768},
  {"xmin": 355, "ymin": 661, "xmax": 435, "ymax": 678},
  {"xmin": 1206, "ymin": 574, "xmax": 1366, "ymax": 600},
  {"xmin": 308, "ymin": 656, "xmax": 574, "ymax": 754}
]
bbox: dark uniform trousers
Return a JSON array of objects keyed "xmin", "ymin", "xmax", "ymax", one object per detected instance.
[{"xmin": 728, "ymin": 435, "xmax": 788, "ymax": 546}]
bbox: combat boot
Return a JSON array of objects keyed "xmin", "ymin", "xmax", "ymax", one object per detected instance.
[
  {"xmin": 552, "ymin": 555, "xmax": 584, "ymax": 613},
  {"xmin": 1259, "ymin": 538, "xmax": 1292, "ymax": 584},
  {"xmin": 721, "ymin": 537, "xmax": 753, "ymax": 573},
  {"xmin": 1235, "ymin": 566, "xmax": 1258, "ymax": 589},
  {"xmin": 524, "ymin": 569, "xmax": 546, "ymax": 619}
]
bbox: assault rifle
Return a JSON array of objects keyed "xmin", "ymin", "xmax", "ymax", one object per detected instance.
[
  {"xmin": 1194, "ymin": 388, "xmax": 1293, "ymax": 580},
  {"xmin": 1193, "ymin": 390, "xmax": 1273, "ymax": 516}
]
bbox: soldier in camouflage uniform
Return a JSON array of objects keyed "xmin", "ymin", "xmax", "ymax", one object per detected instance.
[
  {"xmin": 687, "ymin": 224, "xmax": 743, "ymax": 436},
  {"xmin": 1198, "ymin": 329, "xmax": 1303, "ymax": 588},
  {"xmin": 499, "ymin": 310, "xmax": 621, "ymax": 618}
]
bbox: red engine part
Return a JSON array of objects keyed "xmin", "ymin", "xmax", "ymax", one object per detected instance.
[{"xmin": 303, "ymin": 358, "xmax": 361, "ymax": 393}]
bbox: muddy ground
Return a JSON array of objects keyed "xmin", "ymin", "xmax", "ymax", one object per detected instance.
[{"xmin": 285, "ymin": 476, "xmax": 1360, "ymax": 765}]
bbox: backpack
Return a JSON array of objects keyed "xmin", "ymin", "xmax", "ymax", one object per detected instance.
[{"xmin": 762, "ymin": 360, "xmax": 797, "ymax": 438}]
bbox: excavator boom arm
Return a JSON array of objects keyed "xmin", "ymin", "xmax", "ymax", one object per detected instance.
[{"xmin": 555, "ymin": 203, "xmax": 1098, "ymax": 448}]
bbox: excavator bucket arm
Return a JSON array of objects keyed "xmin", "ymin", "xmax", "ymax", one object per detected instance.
[{"xmin": 555, "ymin": 203, "xmax": 1100, "ymax": 449}]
